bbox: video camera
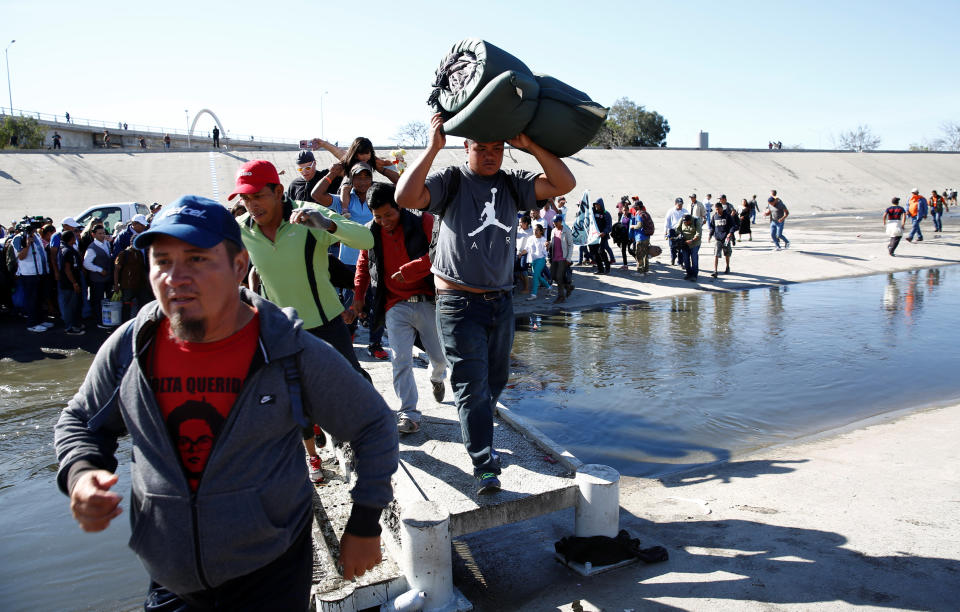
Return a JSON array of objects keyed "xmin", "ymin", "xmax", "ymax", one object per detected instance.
[{"xmin": 15, "ymin": 215, "xmax": 45, "ymax": 234}]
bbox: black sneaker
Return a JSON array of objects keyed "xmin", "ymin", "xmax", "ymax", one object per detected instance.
[
  {"xmin": 432, "ymin": 380, "xmax": 445, "ymax": 402},
  {"xmin": 477, "ymin": 472, "xmax": 501, "ymax": 494}
]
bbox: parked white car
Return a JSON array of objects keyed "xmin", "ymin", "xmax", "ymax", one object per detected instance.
[{"xmin": 74, "ymin": 202, "xmax": 151, "ymax": 235}]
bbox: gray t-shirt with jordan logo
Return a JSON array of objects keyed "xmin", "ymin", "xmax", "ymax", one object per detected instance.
[{"xmin": 426, "ymin": 164, "xmax": 539, "ymax": 291}]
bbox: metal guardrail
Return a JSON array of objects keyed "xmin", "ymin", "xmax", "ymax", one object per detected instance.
[{"xmin": 0, "ymin": 107, "xmax": 300, "ymax": 145}]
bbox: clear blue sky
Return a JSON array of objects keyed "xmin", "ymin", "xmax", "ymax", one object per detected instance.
[{"xmin": 4, "ymin": 0, "xmax": 957, "ymax": 150}]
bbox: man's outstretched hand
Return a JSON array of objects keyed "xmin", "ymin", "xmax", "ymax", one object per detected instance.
[
  {"xmin": 70, "ymin": 470, "xmax": 123, "ymax": 532},
  {"xmin": 338, "ymin": 533, "xmax": 383, "ymax": 580}
]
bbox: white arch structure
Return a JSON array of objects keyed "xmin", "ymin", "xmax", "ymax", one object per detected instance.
[{"xmin": 188, "ymin": 108, "xmax": 226, "ymax": 147}]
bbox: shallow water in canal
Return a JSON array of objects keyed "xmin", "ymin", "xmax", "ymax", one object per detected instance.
[
  {"xmin": 504, "ymin": 266, "xmax": 960, "ymax": 477},
  {"xmin": 0, "ymin": 266, "xmax": 957, "ymax": 610}
]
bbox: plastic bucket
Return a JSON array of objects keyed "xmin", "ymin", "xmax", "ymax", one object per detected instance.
[{"xmin": 101, "ymin": 299, "xmax": 123, "ymax": 327}]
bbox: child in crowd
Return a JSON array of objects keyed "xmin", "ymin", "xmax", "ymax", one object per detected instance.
[{"xmin": 523, "ymin": 225, "xmax": 551, "ymax": 300}]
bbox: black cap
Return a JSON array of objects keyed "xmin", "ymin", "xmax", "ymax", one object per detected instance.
[{"xmin": 297, "ymin": 150, "xmax": 316, "ymax": 164}]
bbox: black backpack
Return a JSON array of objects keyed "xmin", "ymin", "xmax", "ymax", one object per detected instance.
[{"xmin": 610, "ymin": 220, "xmax": 628, "ymax": 245}]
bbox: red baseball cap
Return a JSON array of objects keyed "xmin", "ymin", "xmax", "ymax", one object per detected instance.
[{"xmin": 228, "ymin": 160, "xmax": 281, "ymax": 201}]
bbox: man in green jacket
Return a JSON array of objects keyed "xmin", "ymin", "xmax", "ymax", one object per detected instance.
[
  {"xmin": 229, "ymin": 160, "xmax": 374, "ymax": 482},
  {"xmin": 677, "ymin": 214, "xmax": 702, "ymax": 281}
]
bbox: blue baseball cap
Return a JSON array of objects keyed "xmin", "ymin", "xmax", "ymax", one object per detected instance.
[{"xmin": 134, "ymin": 195, "xmax": 242, "ymax": 249}]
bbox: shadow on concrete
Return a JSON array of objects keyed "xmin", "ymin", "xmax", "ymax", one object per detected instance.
[
  {"xmin": 0, "ymin": 313, "xmax": 113, "ymax": 362},
  {"xmin": 222, "ymin": 151, "xmax": 251, "ymax": 163},
  {"xmin": 666, "ymin": 458, "xmax": 809, "ymax": 486},
  {"xmin": 0, "ymin": 170, "xmax": 21, "ymax": 184},
  {"xmin": 795, "ymin": 250, "xmax": 869, "ymax": 261}
]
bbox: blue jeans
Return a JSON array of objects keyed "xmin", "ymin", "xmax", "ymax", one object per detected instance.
[
  {"xmin": 601, "ymin": 235, "xmax": 615, "ymax": 264},
  {"xmin": 436, "ymin": 291, "xmax": 513, "ymax": 476},
  {"xmin": 58, "ymin": 287, "xmax": 80, "ymax": 329},
  {"xmin": 144, "ymin": 522, "xmax": 312, "ymax": 611},
  {"xmin": 908, "ymin": 216, "xmax": 923, "ymax": 241},
  {"xmin": 679, "ymin": 245, "xmax": 700, "ymax": 278},
  {"xmin": 18, "ymin": 274, "xmax": 42, "ymax": 326},
  {"xmin": 770, "ymin": 221, "xmax": 789, "ymax": 247},
  {"xmin": 931, "ymin": 210, "xmax": 942, "ymax": 232}
]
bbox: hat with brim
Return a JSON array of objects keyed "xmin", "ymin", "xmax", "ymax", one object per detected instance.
[
  {"xmin": 134, "ymin": 195, "xmax": 241, "ymax": 249},
  {"xmin": 350, "ymin": 161, "xmax": 374, "ymax": 177},
  {"xmin": 228, "ymin": 160, "xmax": 281, "ymax": 201},
  {"xmin": 61, "ymin": 216, "xmax": 79, "ymax": 228}
]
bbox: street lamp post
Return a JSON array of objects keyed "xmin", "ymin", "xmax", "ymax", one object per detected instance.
[
  {"xmin": 5, "ymin": 40, "xmax": 15, "ymax": 115},
  {"xmin": 320, "ymin": 91, "xmax": 328, "ymax": 140},
  {"xmin": 185, "ymin": 109, "xmax": 190, "ymax": 148}
]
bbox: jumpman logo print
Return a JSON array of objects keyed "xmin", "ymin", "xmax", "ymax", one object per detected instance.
[{"xmin": 467, "ymin": 188, "xmax": 512, "ymax": 237}]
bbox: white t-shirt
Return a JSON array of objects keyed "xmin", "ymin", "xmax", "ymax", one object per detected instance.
[{"xmin": 664, "ymin": 207, "xmax": 687, "ymax": 233}]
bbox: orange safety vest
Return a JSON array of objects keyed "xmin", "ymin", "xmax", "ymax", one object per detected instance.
[{"xmin": 908, "ymin": 195, "xmax": 921, "ymax": 217}]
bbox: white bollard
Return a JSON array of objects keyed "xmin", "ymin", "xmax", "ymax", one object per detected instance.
[
  {"xmin": 399, "ymin": 501, "xmax": 454, "ymax": 612},
  {"xmin": 574, "ymin": 464, "xmax": 621, "ymax": 538}
]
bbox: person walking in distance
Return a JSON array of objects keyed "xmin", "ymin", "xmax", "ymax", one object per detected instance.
[
  {"xmin": 929, "ymin": 189, "xmax": 947, "ymax": 234},
  {"xmin": 883, "ymin": 197, "xmax": 907, "ymax": 256},
  {"xmin": 395, "ymin": 113, "xmax": 575, "ymax": 493},
  {"xmin": 664, "ymin": 197, "xmax": 687, "ymax": 265},
  {"xmin": 709, "ymin": 201, "xmax": 739, "ymax": 277},
  {"xmin": 763, "ymin": 196, "xmax": 790, "ymax": 249},
  {"xmin": 906, "ymin": 188, "xmax": 927, "ymax": 243}
]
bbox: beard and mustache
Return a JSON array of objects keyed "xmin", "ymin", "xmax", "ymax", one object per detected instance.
[{"xmin": 169, "ymin": 310, "xmax": 207, "ymax": 343}]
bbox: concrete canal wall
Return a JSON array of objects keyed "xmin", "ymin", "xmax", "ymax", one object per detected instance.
[{"xmin": 1, "ymin": 147, "xmax": 957, "ymax": 221}]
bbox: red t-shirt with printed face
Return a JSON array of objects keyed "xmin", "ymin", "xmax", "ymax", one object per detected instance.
[{"xmin": 148, "ymin": 314, "xmax": 259, "ymax": 491}]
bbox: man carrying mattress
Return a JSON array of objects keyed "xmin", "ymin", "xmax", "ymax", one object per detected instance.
[{"xmin": 396, "ymin": 113, "xmax": 575, "ymax": 494}]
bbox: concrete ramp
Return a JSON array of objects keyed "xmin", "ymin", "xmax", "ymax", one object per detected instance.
[
  {"xmin": 309, "ymin": 349, "xmax": 583, "ymax": 611},
  {"xmin": 2, "ymin": 148, "xmax": 957, "ymax": 222}
]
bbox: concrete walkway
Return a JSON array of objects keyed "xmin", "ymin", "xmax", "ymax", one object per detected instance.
[
  {"xmin": 337, "ymin": 217, "xmax": 960, "ymax": 611},
  {"xmin": 2, "ymin": 197, "xmax": 957, "ymax": 609},
  {"xmin": 452, "ymin": 402, "xmax": 960, "ymax": 611}
]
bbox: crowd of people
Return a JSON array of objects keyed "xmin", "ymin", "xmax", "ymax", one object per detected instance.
[
  {"xmin": 513, "ymin": 190, "xmax": 793, "ymax": 288},
  {"xmin": 1, "ymin": 203, "xmax": 161, "ymax": 333},
  {"xmin": 48, "ymin": 113, "xmax": 577, "ymax": 610},
  {"xmin": 0, "ymin": 115, "xmax": 950, "ymax": 610}
]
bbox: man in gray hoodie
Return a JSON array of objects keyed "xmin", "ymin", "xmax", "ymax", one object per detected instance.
[{"xmin": 54, "ymin": 196, "xmax": 398, "ymax": 610}]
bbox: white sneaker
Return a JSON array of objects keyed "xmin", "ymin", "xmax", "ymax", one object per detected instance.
[
  {"xmin": 27, "ymin": 324, "xmax": 47, "ymax": 333},
  {"xmin": 40, "ymin": 321, "xmax": 55, "ymax": 328},
  {"xmin": 308, "ymin": 455, "xmax": 323, "ymax": 484}
]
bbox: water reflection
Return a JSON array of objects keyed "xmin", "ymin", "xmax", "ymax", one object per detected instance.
[{"xmin": 505, "ymin": 266, "xmax": 960, "ymax": 477}]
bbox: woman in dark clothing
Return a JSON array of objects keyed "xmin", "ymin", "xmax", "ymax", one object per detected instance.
[
  {"xmin": 739, "ymin": 198, "xmax": 753, "ymax": 241},
  {"xmin": 612, "ymin": 201, "xmax": 632, "ymax": 269},
  {"xmin": 589, "ymin": 198, "xmax": 612, "ymax": 274}
]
